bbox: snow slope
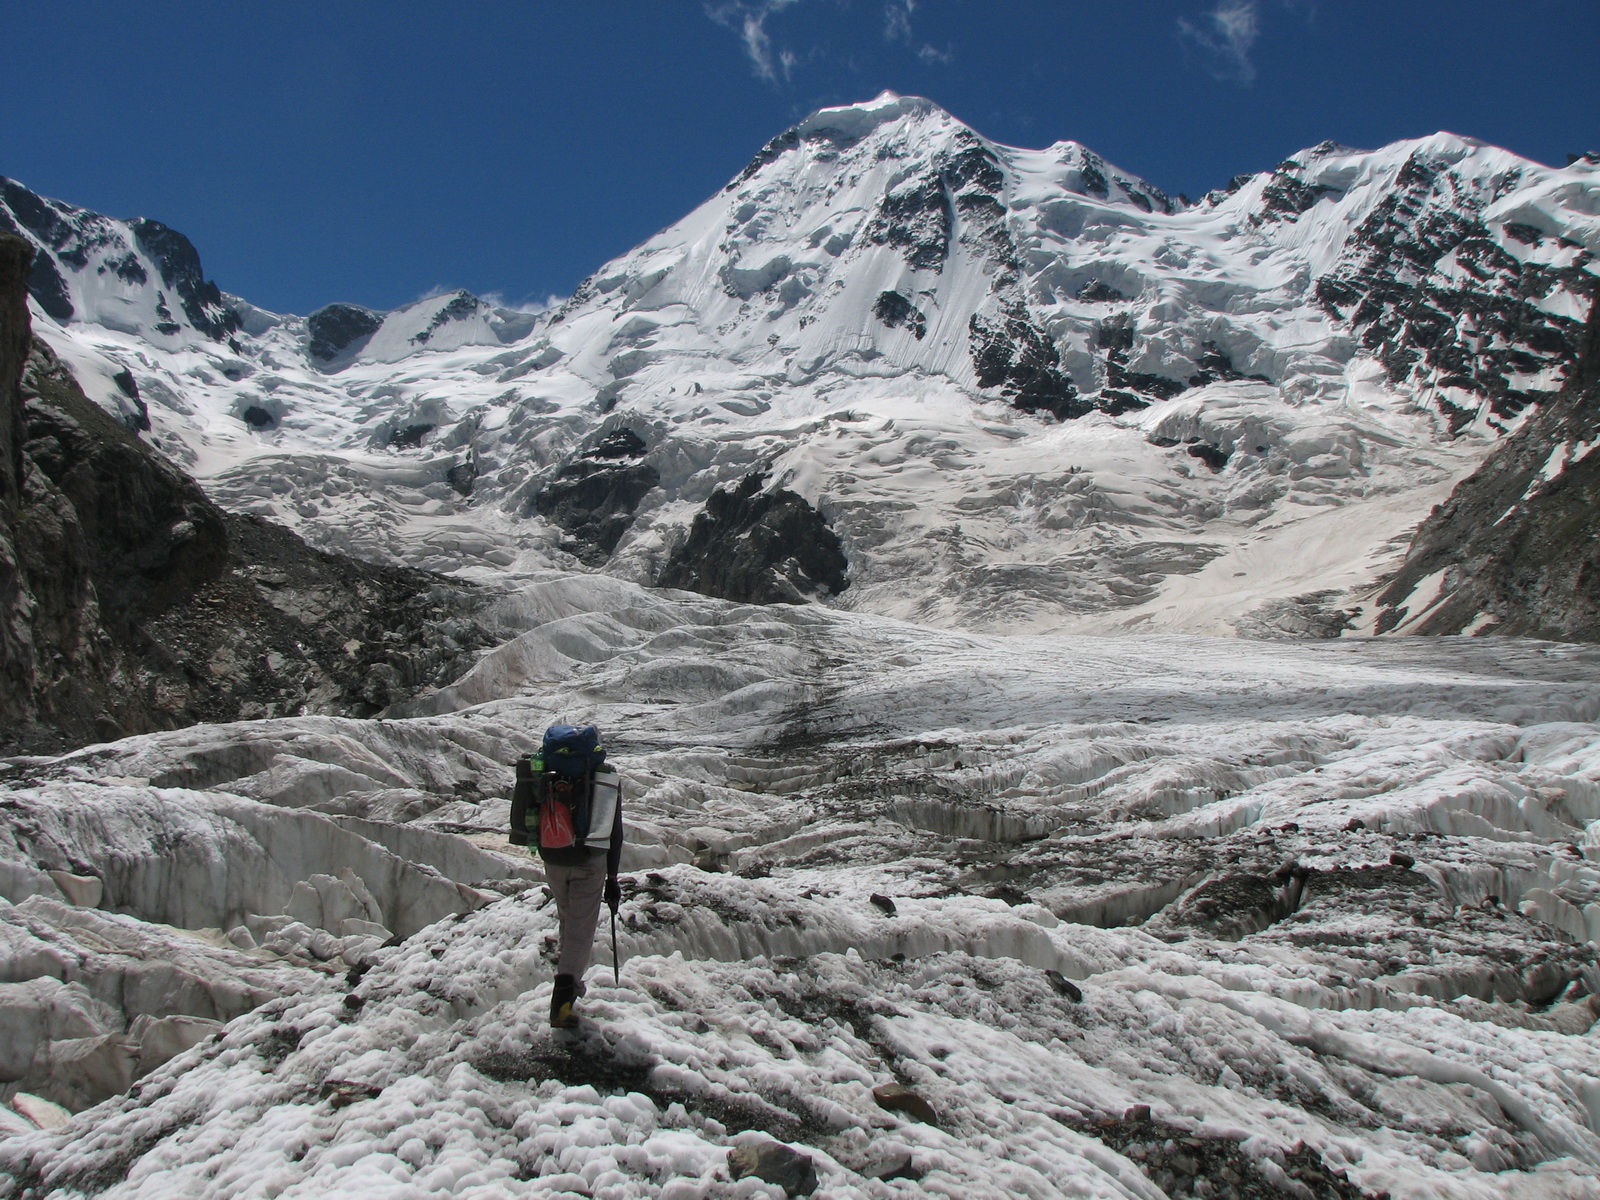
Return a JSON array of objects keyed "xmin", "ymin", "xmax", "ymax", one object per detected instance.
[
  {"xmin": 4, "ymin": 98, "xmax": 1596, "ymax": 633},
  {"xmin": 5, "ymin": 577, "xmax": 1600, "ymax": 1196}
]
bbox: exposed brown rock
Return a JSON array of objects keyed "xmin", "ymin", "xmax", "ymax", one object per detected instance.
[
  {"xmin": 0, "ymin": 234, "xmax": 491, "ymax": 755},
  {"xmin": 1376, "ymin": 297, "xmax": 1600, "ymax": 640},
  {"xmin": 871, "ymin": 1082, "xmax": 937, "ymax": 1124},
  {"xmin": 726, "ymin": 1141, "xmax": 818, "ymax": 1196}
]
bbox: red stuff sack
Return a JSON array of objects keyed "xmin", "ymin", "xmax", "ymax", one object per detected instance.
[{"xmin": 539, "ymin": 793, "xmax": 577, "ymax": 849}]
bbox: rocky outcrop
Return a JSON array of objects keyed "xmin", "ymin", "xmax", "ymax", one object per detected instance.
[
  {"xmin": 1375, "ymin": 296, "xmax": 1600, "ymax": 639},
  {"xmin": 969, "ymin": 302, "xmax": 1089, "ymax": 420},
  {"xmin": 533, "ymin": 428, "xmax": 660, "ymax": 565},
  {"xmin": 1313, "ymin": 149, "xmax": 1598, "ymax": 427},
  {"xmin": 865, "ymin": 129, "xmax": 1016, "ymax": 275},
  {"xmin": 657, "ymin": 473, "xmax": 848, "ymax": 604},
  {"xmin": 0, "ymin": 235, "xmax": 492, "ymax": 754},
  {"xmin": 121, "ymin": 509, "xmax": 496, "ymax": 733},
  {"xmin": 1233, "ymin": 591, "xmax": 1353, "ymax": 640},
  {"xmin": 129, "ymin": 218, "xmax": 241, "ymax": 340},
  {"xmin": 0, "ymin": 237, "xmax": 35, "ymax": 723},
  {"xmin": 306, "ymin": 302, "xmax": 383, "ymax": 362},
  {"xmin": 873, "ymin": 291, "xmax": 927, "ymax": 340}
]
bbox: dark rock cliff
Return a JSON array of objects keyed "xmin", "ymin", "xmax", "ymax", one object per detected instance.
[
  {"xmin": 0, "ymin": 237, "xmax": 35, "ymax": 723},
  {"xmin": 129, "ymin": 217, "xmax": 242, "ymax": 340},
  {"xmin": 307, "ymin": 302, "xmax": 384, "ymax": 362},
  {"xmin": 533, "ymin": 428, "xmax": 660, "ymax": 565},
  {"xmin": 1374, "ymin": 296, "xmax": 1600, "ymax": 639},
  {"xmin": 25, "ymin": 340, "xmax": 231, "ymax": 627},
  {"xmin": 0, "ymin": 235, "xmax": 493, "ymax": 754},
  {"xmin": 656, "ymin": 472, "xmax": 848, "ymax": 605}
]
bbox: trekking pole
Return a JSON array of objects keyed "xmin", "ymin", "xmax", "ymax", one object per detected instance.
[{"xmin": 611, "ymin": 901, "xmax": 622, "ymax": 986}]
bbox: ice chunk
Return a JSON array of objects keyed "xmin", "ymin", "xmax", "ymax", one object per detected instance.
[
  {"xmin": 129, "ymin": 1013, "xmax": 223, "ymax": 1077},
  {"xmin": 10, "ymin": 1092, "xmax": 70, "ymax": 1130},
  {"xmin": 46, "ymin": 870, "xmax": 102, "ymax": 908}
]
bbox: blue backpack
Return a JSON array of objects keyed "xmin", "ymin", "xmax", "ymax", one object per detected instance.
[
  {"xmin": 542, "ymin": 724, "xmax": 606, "ymax": 779},
  {"xmin": 509, "ymin": 725, "xmax": 616, "ymax": 855}
]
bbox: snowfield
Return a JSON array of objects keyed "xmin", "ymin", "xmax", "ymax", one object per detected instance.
[{"xmin": 5, "ymin": 576, "xmax": 1600, "ymax": 1198}]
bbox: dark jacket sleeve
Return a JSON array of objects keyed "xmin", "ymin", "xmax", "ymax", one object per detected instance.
[{"xmin": 509, "ymin": 757, "xmax": 535, "ymax": 846}]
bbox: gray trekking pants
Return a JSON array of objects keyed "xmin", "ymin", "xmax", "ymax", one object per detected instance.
[{"xmin": 544, "ymin": 853, "xmax": 608, "ymax": 981}]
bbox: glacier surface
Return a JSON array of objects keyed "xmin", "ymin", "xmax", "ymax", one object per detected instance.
[{"xmin": 4, "ymin": 576, "xmax": 1600, "ymax": 1197}]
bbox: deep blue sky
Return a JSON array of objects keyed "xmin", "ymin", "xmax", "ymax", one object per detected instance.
[{"xmin": 3, "ymin": 1, "xmax": 1594, "ymax": 316}]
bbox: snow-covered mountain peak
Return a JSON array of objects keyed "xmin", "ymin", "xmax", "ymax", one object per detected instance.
[
  {"xmin": 4, "ymin": 106, "xmax": 1597, "ymax": 634},
  {"xmin": 307, "ymin": 290, "xmax": 540, "ymax": 370},
  {"xmin": 0, "ymin": 176, "xmax": 240, "ymax": 349},
  {"xmin": 535, "ymin": 93, "xmax": 1190, "ymax": 430},
  {"xmin": 790, "ymin": 88, "xmax": 940, "ymax": 139}
]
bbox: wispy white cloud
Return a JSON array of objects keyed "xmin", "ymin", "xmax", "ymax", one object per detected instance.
[
  {"xmin": 883, "ymin": 0, "xmax": 952, "ymax": 66},
  {"xmin": 706, "ymin": 0, "xmax": 952, "ymax": 86},
  {"xmin": 706, "ymin": 0, "xmax": 805, "ymax": 83},
  {"xmin": 482, "ymin": 291, "xmax": 565, "ymax": 315},
  {"xmin": 884, "ymin": 0, "xmax": 914, "ymax": 43},
  {"xmin": 1177, "ymin": 0, "xmax": 1261, "ymax": 86}
]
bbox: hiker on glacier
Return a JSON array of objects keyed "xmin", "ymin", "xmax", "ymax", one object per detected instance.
[{"xmin": 509, "ymin": 724, "xmax": 624, "ymax": 1029}]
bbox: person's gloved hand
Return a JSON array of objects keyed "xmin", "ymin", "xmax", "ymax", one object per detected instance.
[{"xmin": 604, "ymin": 877, "xmax": 622, "ymax": 910}]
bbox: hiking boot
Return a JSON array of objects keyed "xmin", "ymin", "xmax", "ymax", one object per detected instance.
[{"xmin": 550, "ymin": 973, "xmax": 578, "ymax": 1029}]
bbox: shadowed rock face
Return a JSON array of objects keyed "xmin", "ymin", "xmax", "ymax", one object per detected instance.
[
  {"xmin": 130, "ymin": 218, "xmax": 242, "ymax": 341},
  {"xmin": 0, "ymin": 236, "xmax": 35, "ymax": 722},
  {"xmin": 0, "ymin": 239, "xmax": 28, "ymax": 505},
  {"xmin": 533, "ymin": 430, "xmax": 660, "ymax": 565},
  {"xmin": 2, "ymin": 231, "xmax": 222, "ymax": 737},
  {"xmin": 0, "ymin": 235, "xmax": 492, "ymax": 754},
  {"xmin": 1313, "ymin": 151, "xmax": 1598, "ymax": 427},
  {"xmin": 0, "ymin": 178, "xmax": 78, "ymax": 321},
  {"xmin": 657, "ymin": 473, "xmax": 848, "ymax": 605},
  {"xmin": 1375, "ymin": 297, "xmax": 1600, "ymax": 639},
  {"xmin": 24, "ymin": 342, "xmax": 230, "ymax": 630},
  {"xmin": 306, "ymin": 303, "xmax": 383, "ymax": 362}
]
